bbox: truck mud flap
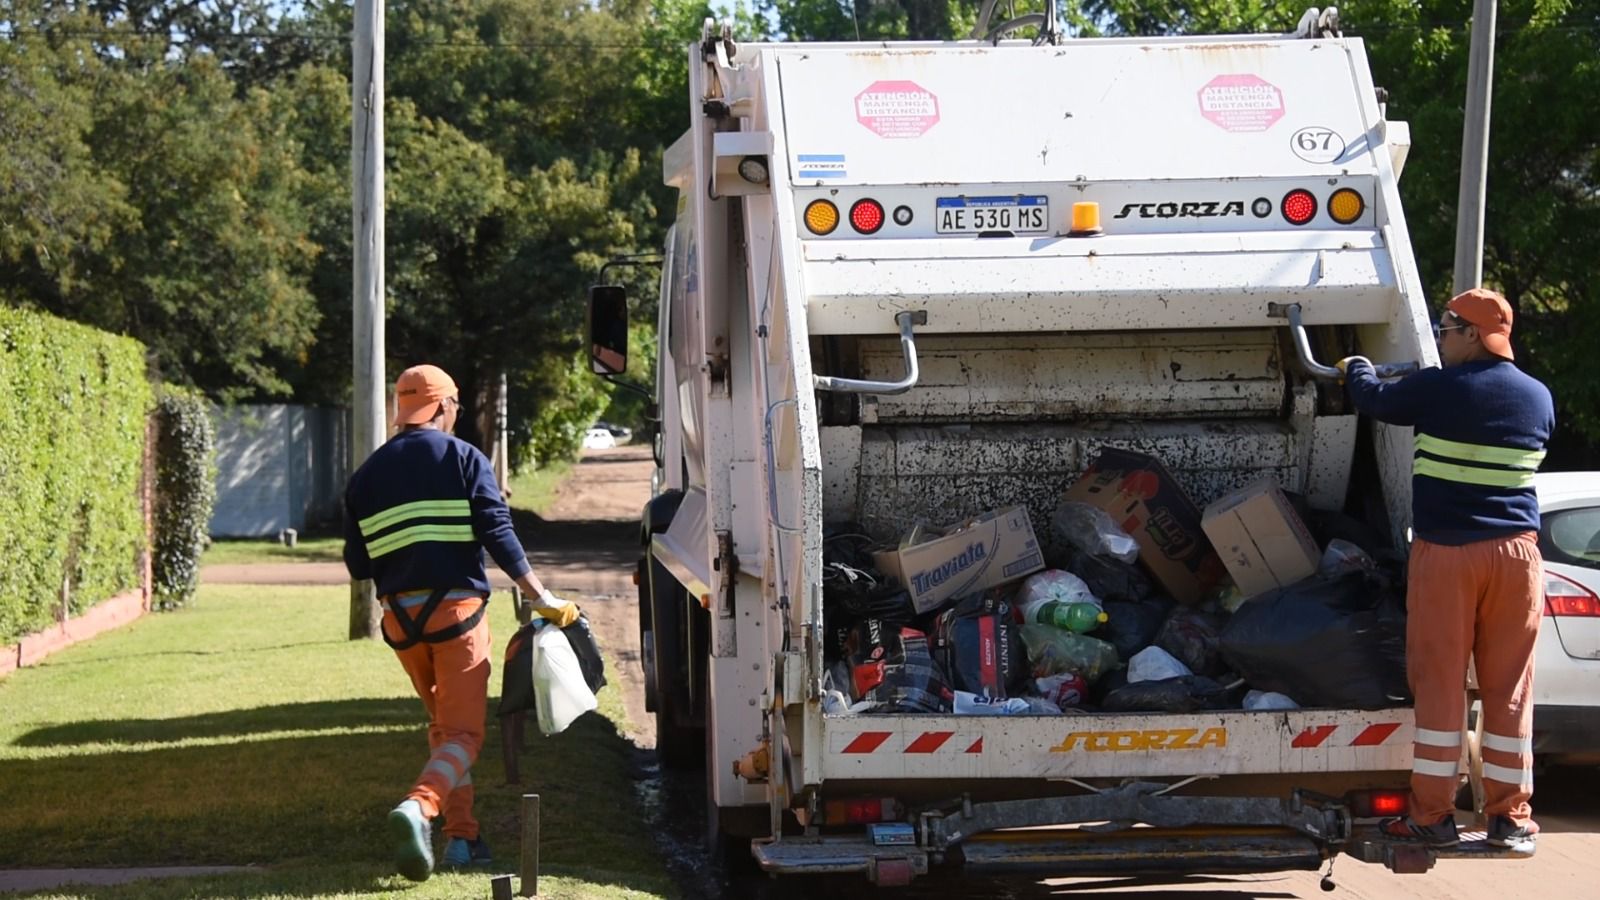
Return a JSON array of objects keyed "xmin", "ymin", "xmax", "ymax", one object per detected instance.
[{"xmin": 1344, "ymin": 824, "xmax": 1536, "ymax": 873}]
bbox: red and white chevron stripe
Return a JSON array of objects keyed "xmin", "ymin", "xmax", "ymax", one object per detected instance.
[
  {"xmin": 1290, "ymin": 722, "xmax": 1405, "ymax": 749},
  {"xmin": 837, "ymin": 730, "xmax": 986, "ymax": 755}
]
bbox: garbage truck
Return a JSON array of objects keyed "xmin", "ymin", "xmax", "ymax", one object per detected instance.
[{"xmin": 585, "ymin": 10, "xmax": 1534, "ymax": 887}]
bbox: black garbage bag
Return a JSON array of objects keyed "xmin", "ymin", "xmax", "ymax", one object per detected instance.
[
  {"xmin": 1058, "ymin": 546, "xmax": 1156, "ymax": 605},
  {"xmin": 1155, "ymin": 607, "xmax": 1227, "ymax": 677},
  {"xmin": 498, "ymin": 614, "xmax": 607, "ymax": 717},
  {"xmin": 1101, "ymin": 675, "xmax": 1241, "ymax": 713},
  {"xmin": 1219, "ymin": 571, "xmax": 1409, "ymax": 709},
  {"xmin": 1094, "ymin": 595, "xmax": 1175, "ymax": 661},
  {"xmin": 934, "ymin": 591, "xmax": 1027, "ymax": 699},
  {"xmin": 852, "ymin": 623, "xmax": 952, "ymax": 714},
  {"xmin": 823, "ymin": 521, "xmax": 914, "ymax": 662}
]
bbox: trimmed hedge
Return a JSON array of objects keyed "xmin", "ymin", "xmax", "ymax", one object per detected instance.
[
  {"xmin": 0, "ymin": 307, "xmax": 153, "ymax": 646},
  {"xmin": 152, "ymin": 390, "xmax": 217, "ymax": 610}
]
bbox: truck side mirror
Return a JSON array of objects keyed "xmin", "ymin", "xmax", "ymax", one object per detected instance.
[{"xmin": 587, "ymin": 284, "xmax": 629, "ymax": 375}]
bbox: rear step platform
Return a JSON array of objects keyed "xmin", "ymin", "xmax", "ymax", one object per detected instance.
[{"xmin": 1345, "ymin": 825, "xmax": 1536, "ymax": 873}]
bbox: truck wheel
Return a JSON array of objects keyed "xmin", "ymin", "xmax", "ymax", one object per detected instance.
[{"xmin": 649, "ymin": 555, "xmax": 704, "ymax": 770}]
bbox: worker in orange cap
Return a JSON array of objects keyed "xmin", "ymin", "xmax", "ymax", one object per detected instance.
[
  {"xmin": 343, "ymin": 364, "xmax": 581, "ymax": 881},
  {"xmin": 1337, "ymin": 289, "xmax": 1553, "ymax": 850}
]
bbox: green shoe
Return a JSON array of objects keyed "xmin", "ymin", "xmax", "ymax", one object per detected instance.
[{"xmin": 387, "ymin": 799, "xmax": 434, "ymax": 881}]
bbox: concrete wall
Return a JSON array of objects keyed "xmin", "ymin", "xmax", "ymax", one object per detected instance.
[{"xmin": 210, "ymin": 405, "xmax": 349, "ymax": 538}]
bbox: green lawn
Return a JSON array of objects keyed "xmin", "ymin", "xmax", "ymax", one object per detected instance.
[
  {"xmin": 505, "ymin": 460, "xmax": 573, "ymax": 516},
  {"xmin": 0, "ymin": 585, "xmax": 673, "ymax": 900},
  {"xmin": 201, "ymin": 537, "xmax": 346, "ymax": 567}
]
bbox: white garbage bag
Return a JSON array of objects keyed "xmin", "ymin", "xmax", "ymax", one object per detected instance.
[
  {"xmin": 1127, "ymin": 646, "xmax": 1192, "ymax": 683},
  {"xmin": 530, "ymin": 621, "xmax": 599, "ymax": 734},
  {"xmin": 1244, "ymin": 690, "xmax": 1300, "ymax": 711}
]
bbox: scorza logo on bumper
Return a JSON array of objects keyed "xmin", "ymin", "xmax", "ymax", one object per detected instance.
[{"xmin": 1115, "ymin": 201, "xmax": 1248, "ymax": 219}]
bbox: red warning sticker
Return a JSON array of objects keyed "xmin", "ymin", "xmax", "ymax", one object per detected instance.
[
  {"xmin": 1198, "ymin": 74, "xmax": 1285, "ymax": 133},
  {"xmin": 856, "ymin": 80, "xmax": 940, "ymax": 139}
]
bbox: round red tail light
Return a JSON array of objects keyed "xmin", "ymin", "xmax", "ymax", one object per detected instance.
[
  {"xmin": 849, "ymin": 199, "xmax": 885, "ymax": 235},
  {"xmin": 1281, "ymin": 189, "xmax": 1318, "ymax": 226}
]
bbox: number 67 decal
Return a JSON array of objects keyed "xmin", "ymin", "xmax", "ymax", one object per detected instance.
[{"xmin": 1291, "ymin": 126, "xmax": 1346, "ymax": 164}]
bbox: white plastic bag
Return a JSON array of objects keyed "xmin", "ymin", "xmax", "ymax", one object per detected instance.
[
  {"xmin": 1127, "ymin": 646, "xmax": 1192, "ymax": 683},
  {"xmin": 953, "ymin": 691, "xmax": 1029, "ymax": 715},
  {"xmin": 1017, "ymin": 570, "xmax": 1101, "ymax": 614},
  {"xmin": 1244, "ymin": 690, "xmax": 1300, "ymax": 711},
  {"xmin": 530, "ymin": 622, "xmax": 599, "ymax": 735}
]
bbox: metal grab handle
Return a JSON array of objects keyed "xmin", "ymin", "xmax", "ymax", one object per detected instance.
[
  {"xmin": 812, "ymin": 310, "xmax": 927, "ymax": 394},
  {"xmin": 1269, "ymin": 302, "xmax": 1420, "ymax": 382}
]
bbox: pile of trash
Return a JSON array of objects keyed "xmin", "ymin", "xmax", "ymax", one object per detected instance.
[{"xmin": 822, "ymin": 448, "xmax": 1410, "ymax": 717}]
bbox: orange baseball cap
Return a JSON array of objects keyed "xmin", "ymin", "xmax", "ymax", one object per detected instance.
[
  {"xmin": 393, "ymin": 364, "xmax": 458, "ymax": 426},
  {"xmin": 1446, "ymin": 288, "xmax": 1515, "ymax": 361}
]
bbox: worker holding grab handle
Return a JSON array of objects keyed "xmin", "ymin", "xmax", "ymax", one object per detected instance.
[
  {"xmin": 1337, "ymin": 289, "xmax": 1552, "ymax": 849},
  {"xmin": 343, "ymin": 364, "xmax": 579, "ymax": 881}
]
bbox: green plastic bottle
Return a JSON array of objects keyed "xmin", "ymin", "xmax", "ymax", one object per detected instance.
[{"xmin": 1036, "ymin": 601, "xmax": 1108, "ymax": 633}]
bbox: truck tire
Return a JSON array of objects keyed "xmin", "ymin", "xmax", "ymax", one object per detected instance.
[{"xmin": 649, "ymin": 553, "xmax": 705, "ymax": 770}]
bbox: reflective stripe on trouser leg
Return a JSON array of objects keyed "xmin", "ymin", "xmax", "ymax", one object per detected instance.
[
  {"xmin": 1474, "ymin": 532, "xmax": 1542, "ymax": 822},
  {"xmin": 1405, "ymin": 539, "xmax": 1475, "ymax": 824}
]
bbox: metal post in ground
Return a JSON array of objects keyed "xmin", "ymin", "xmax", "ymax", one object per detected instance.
[{"xmin": 519, "ymin": 793, "xmax": 540, "ymax": 898}]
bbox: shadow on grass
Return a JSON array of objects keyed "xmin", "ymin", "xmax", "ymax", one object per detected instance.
[
  {"xmin": 13, "ymin": 697, "xmax": 420, "ymax": 748},
  {"xmin": 3, "ymin": 699, "xmax": 672, "ymax": 898}
]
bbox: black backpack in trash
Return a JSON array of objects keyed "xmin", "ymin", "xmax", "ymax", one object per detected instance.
[
  {"xmin": 1219, "ymin": 571, "xmax": 1408, "ymax": 710},
  {"xmin": 498, "ymin": 614, "xmax": 607, "ymax": 718}
]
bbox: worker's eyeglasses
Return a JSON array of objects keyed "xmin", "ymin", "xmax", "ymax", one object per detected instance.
[{"xmin": 1432, "ymin": 323, "xmax": 1468, "ymax": 340}]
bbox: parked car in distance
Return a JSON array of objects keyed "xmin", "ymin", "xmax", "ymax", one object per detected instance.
[
  {"xmin": 1533, "ymin": 472, "xmax": 1600, "ymax": 766},
  {"xmin": 595, "ymin": 420, "xmax": 633, "ymax": 439},
  {"xmin": 582, "ymin": 427, "xmax": 617, "ymax": 450}
]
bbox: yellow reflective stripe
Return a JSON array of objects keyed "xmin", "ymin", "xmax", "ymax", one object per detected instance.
[
  {"xmin": 1414, "ymin": 458, "xmax": 1536, "ymax": 488},
  {"xmin": 358, "ymin": 499, "xmax": 471, "ymax": 536},
  {"xmin": 366, "ymin": 524, "xmax": 477, "ymax": 558},
  {"xmin": 1415, "ymin": 434, "xmax": 1546, "ymax": 470}
]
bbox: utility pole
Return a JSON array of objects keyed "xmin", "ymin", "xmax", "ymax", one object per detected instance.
[
  {"xmin": 350, "ymin": 0, "xmax": 385, "ymax": 640},
  {"xmin": 1452, "ymin": 0, "xmax": 1497, "ymax": 294}
]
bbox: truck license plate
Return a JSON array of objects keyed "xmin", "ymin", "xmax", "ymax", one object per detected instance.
[{"xmin": 935, "ymin": 195, "xmax": 1049, "ymax": 234}]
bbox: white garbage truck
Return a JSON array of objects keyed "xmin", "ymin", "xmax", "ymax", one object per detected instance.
[{"xmin": 586, "ymin": 11, "xmax": 1532, "ymax": 887}]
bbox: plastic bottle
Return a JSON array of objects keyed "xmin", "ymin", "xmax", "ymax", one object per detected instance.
[
  {"xmin": 530, "ymin": 620, "xmax": 599, "ymax": 735},
  {"xmin": 1025, "ymin": 600, "xmax": 1109, "ymax": 633}
]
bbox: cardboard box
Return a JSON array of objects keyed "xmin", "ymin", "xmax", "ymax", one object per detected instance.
[
  {"xmin": 1201, "ymin": 478, "xmax": 1321, "ymax": 598},
  {"xmin": 874, "ymin": 506, "xmax": 1044, "ymax": 614},
  {"xmin": 1061, "ymin": 448, "xmax": 1226, "ymax": 605}
]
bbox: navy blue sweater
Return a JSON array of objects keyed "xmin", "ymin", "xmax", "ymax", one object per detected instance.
[
  {"xmin": 343, "ymin": 428, "xmax": 530, "ymax": 597},
  {"xmin": 1345, "ymin": 358, "xmax": 1554, "ymax": 545}
]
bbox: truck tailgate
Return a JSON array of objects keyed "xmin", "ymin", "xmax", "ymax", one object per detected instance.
[{"xmin": 818, "ymin": 708, "xmax": 1414, "ymax": 781}]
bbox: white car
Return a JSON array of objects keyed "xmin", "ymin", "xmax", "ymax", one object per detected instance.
[
  {"xmin": 582, "ymin": 427, "xmax": 617, "ymax": 450},
  {"xmin": 1533, "ymin": 472, "xmax": 1600, "ymax": 766}
]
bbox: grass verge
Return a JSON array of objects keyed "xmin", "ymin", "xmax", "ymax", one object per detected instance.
[
  {"xmin": 506, "ymin": 461, "xmax": 574, "ymax": 517},
  {"xmin": 200, "ymin": 537, "xmax": 346, "ymax": 567},
  {"xmin": 0, "ymin": 585, "xmax": 672, "ymax": 900}
]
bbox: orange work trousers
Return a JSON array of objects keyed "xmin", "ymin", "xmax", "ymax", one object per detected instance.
[
  {"xmin": 1406, "ymin": 532, "xmax": 1542, "ymax": 825},
  {"xmin": 383, "ymin": 597, "xmax": 491, "ymax": 841}
]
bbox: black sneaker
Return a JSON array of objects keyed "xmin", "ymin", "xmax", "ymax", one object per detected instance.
[
  {"xmin": 1487, "ymin": 816, "xmax": 1539, "ymax": 848},
  {"xmin": 1379, "ymin": 814, "xmax": 1459, "ymax": 848}
]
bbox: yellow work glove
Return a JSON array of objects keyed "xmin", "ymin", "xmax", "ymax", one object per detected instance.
[
  {"xmin": 532, "ymin": 590, "xmax": 580, "ymax": 628},
  {"xmin": 1334, "ymin": 356, "xmax": 1371, "ymax": 385}
]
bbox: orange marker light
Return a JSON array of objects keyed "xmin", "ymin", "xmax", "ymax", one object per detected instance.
[
  {"xmin": 1069, "ymin": 202, "xmax": 1102, "ymax": 236},
  {"xmin": 804, "ymin": 199, "xmax": 840, "ymax": 235},
  {"xmin": 1328, "ymin": 188, "xmax": 1365, "ymax": 224}
]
